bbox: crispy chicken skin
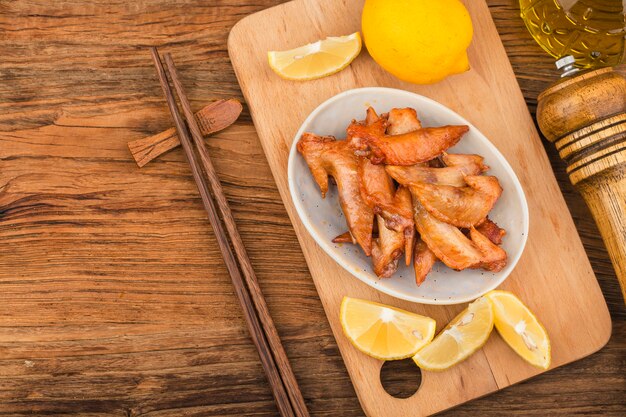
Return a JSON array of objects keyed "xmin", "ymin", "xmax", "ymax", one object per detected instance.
[
  {"xmin": 375, "ymin": 107, "xmax": 420, "ymax": 249},
  {"xmin": 414, "ymin": 238, "xmax": 437, "ymax": 286},
  {"xmin": 357, "ymin": 109, "xmax": 417, "ymax": 233},
  {"xmin": 365, "ymin": 106, "xmax": 383, "ymax": 126},
  {"xmin": 442, "ymin": 153, "xmax": 489, "ymax": 169},
  {"xmin": 346, "ymin": 116, "xmax": 386, "ymax": 153},
  {"xmin": 359, "ymin": 158, "xmax": 408, "ymax": 274},
  {"xmin": 386, "ymin": 108, "xmax": 422, "ymax": 135},
  {"xmin": 393, "ymin": 186, "xmax": 415, "ymax": 265},
  {"xmin": 470, "ymin": 227, "xmax": 507, "ymax": 272},
  {"xmin": 333, "ymin": 220, "xmax": 381, "ymax": 243},
  {"xmin": 386, "ymin": 154, "xmax": 488, "ymax": 187},
  {"xmin": 359, "ymin": 157, "xmax": 395, "ymax": 210},
  {"xmin": 297, "ymin": 133, "xmax": 374, "ymax": 255},
  {"xmin": 376, "ymin": 108, "xmax": 420, "ymax": 265},
  {"xmin": 475, "ymin": 217, "xmax": 506, "ymax": 245},
  {"xmin": 359, "ymin": 107, "xmax": 409, "ymax": 274},
  {"xmin": 410, "ymin": 175, "xmax": 503, "ymax": 228},
  {"xmin": 371, "ymin": 215, "xmax": 405, "ymax": 278},
  {"xmin": 412, "ymin": 196, "xmax": 483, "ymax": 270},
  {"xmin": 413, "ymin": 194, "xmax": 507, "ymax": 273},
  {"xmin": 347, "ymin": 122, "xmax": 468, "ymax": 165},
  {"xmin": 332, "ymin": 231, "xmax": 353, "ymax": 243},
  {"xmin": 359, "ymin": 157, "xmax": 414, "ymax": 230}
]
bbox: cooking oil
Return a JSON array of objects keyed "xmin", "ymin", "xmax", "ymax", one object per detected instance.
[{"xmin": 520, "ymin": 0, "xmax": 626, "ymax": 68}]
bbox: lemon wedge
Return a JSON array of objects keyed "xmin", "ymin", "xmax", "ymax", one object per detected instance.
[
  {"xmin": 340, "ymin": 297, "xmax": 436, "ymax": 360},
  {"xmin": 413, "ymin": 297, "xmax": 493, "ymax": 371},
  {"xmin": 268, "ymin": 32, "xmax": 361, "ymax": 81},
  {"xmin": 486, "ymin": 290, "xmax": 551, "ymax": 370}
]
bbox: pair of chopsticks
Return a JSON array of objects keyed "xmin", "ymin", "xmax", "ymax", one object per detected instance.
[{"xmin": 149, "ymin": 47, "xmax": 309, "ymax": 417}]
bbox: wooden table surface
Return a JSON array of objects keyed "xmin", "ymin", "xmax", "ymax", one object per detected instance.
[{"xmin": 0, "ymin": 1, "xmax": 624, "ymax": 416}]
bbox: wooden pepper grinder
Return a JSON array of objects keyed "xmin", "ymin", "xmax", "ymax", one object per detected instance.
[{"xmin": 537, "ymin": 56, "xmax": 626, "ymax": 303}]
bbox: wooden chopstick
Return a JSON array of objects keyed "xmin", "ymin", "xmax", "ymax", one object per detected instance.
[
  {"xmin": 163, "ymin": 52, "xmax": 310, "ymax": 417},
  {"xmin": 149, "ymin": 47, "xmax": 296, "ymax": 417}
]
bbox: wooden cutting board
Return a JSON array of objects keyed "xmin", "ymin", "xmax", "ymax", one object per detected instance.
[{"xmin": 228, "ymin": 0, "xmax": 612, "ymax": 415}]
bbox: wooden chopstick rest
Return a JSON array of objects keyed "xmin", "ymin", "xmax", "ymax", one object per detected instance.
[{"xmin": 128, "ymin": 99, "xmax": 242, "ymax": 167}]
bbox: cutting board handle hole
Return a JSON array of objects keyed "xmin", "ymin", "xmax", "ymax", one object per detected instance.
[{"xmin": 379, "ymin": 358, "xmax": 422, "ymax": 399}]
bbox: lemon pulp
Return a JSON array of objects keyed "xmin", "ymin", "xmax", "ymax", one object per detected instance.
[
  {"xmin": 268, "ymin": 32, "xmax": 361, "ymax": 81},
  {"xmin": 340, "ymin": 297, "xmax": 436, "ymax": 360},
  {"xmin": 413, "ymin": 297, "xmax": 493, "ymax": 371},
  {"xmin": 486, "ymin": 290, "xmax": 551, "ymax": 369}
]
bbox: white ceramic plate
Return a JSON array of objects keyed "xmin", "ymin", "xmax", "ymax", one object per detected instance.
[{"xmin": 288, "ymin": 87, "xmax": 529, "ymax": 305}]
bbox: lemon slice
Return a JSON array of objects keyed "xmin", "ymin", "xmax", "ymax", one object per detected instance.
[
  {"xmin": 268, "ymin": 32, "xmax": 361, "ymax": 80},
  {"xmin": 413, "ymin": 297, "xmax": 493, "ymax": 371},
  {"xmin": 486, "ymin": 290, "xmax": 551, "ymax": 370},
  {"xmin": 340, "ymin": 297, "xmax": 436, "ymax": 360}
]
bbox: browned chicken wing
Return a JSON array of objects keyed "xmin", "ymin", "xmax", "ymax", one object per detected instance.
[
  {"xmin": 371, "ymin": 215, "xmax": 405, "ymax": 278},
  {"xmin": 414, "ymin": 238, "xmax": 437, "ymax": 286},
  {"xmin": 442, "ymin": 153, "xmax": 489, "ymax": 169},
  {"xmin": 357, "ymin": 108, "xmax": 409, "ymax": 273},
  {"xmin": 300, "ymin": 105, "xmax": 507, "ymax": 284},
  {"xmin": 412, "ymin": 196, "xmax": 483, "ymax": 270},
  {"xmin": 386, "ymin": 154, "xmax": 488, "ymax": 187},
  {"xmin": 475, "ymin": 217, "xmax": 506, "ymax": 245},
  {"xmin": 386, "ymin": 107, "xmax": 422, "ymax": 135},
  {"xmin": 410, "ymin": 175, "xmax": 502, "ymax": 228},
  {"xmin": 359, "ymin": 157, "xmax": 395, "ymax": 210},
  {"xmin": 364, "ymin": 106, "xmax": 383, "ymax": 126},
  {"xmin": 373, "ymin": 107, "xmax": 420, "ymax": 249},
  {"xmin": 332, "ymin": 231, "xmax": 354, "ymax": 243},
  {"xmin": 347, "ymin": 122, "xmax": 468, "ymax": 165},
  {"xmin": 393, "ymin": 186, "xmax": 415, "ymax": 265},
  {"xmin": 297, "ymin": 133, "xmax": 374, "ymax": 255},
  {"xmin": 470, "ymin": 227, "xmax": 507, "ymax": 272}
]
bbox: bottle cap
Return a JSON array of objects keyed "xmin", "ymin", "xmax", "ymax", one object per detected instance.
[{"xmin": 556, "ymin": 55, "xmax": 579, "ymax": 78}]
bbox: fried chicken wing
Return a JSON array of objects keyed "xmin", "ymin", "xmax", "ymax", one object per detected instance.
[
  {"xmin": 393, "ymin": 186, "xmax": 415, "ymax": 265},
  {"xmin": 358, "ymin": 109, "xmax": 414, "ymax": 233},
  {"xmin": 297, "ymin": 133, "xmax": 374, "ymax": 255},
  {"xmin": 334, "ymin": 220, "xmax": 381, "ymax": 243},
  {"xmin": 332, "ymin": 231, "xmax": 354, "ymax": 243},
  {"xmin": 412, "ymin": 196, "xmax": 483, "ymax": 270},
  {"xmin": 365, "ymin": 106, "xmax": 382, "ymax": 126},
  {"xmin": 371, "ymin": 106, "xmax": 421, "ymax": 251},
  {"xmin": 359, "ymin": 107, "xmax": 419, "ymax": 274},
  {"xmin": 475, "ymin": 217, "xmax": 506, "ymax": 245},
  {"xmin": 414, "ymin": 238, "xmax": 437, "ymax": 286},
  {"xmin": 358, "ymin": 136, "xmax": 407, "ymax": 274},
  {"xmin": 371, "ymin": 215, "xmax": 405, "ymax": 278},
  {"xmin": 347, "ymin": 122, "xmax": 468, "ymax": 165},
  {"xmin": 410, "ymin": 175, "xmax": 503, "ymax": 228},
  {"xmin": 347, "ymin": 115, "xmax": 387, "ymax": 154},
  {"xmin": 442, "ymin": 153, "xmax": 489, "ymax": 170},
  {"xmin": 386, "ymin": 108, "xmax": 421, "ymax": 135},
  {"xmin": 300, "ymin": 105, "xmax": 508, "ymax": 284},
  {"xmin": 470, "ymin": 227, "xmax": 507, "ymax": 272},
  {"xmin": 359, "ymin": 157, "xmax": 395, "ymax": 209},
  {"xmin": 386, "ymin": 157, "xmax": 487, "ymax": 187}
]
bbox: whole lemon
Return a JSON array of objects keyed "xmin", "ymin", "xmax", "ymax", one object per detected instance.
[{"xmin": 361, "ymin": 0, "xmax": 473, "ymax": 84}]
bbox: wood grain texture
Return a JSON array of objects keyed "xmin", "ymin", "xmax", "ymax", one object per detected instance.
[
  {"xmin": 537, "ymin": 68, "xmax": 626, "ymax": 301},
  {"xmin": 0, "ymin": 0, "xmax": 624, "ymax": 416},
  {"xmin": 228, "ymin": 0, "xmax": 613, "ymax": 415},
  {"xmin": 127, "ymin": 99, "xmax": 243, "ymax": 167},
  {"xmin": 163, "ymin": 51, "xmax": 307, "ymax": 416}
]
